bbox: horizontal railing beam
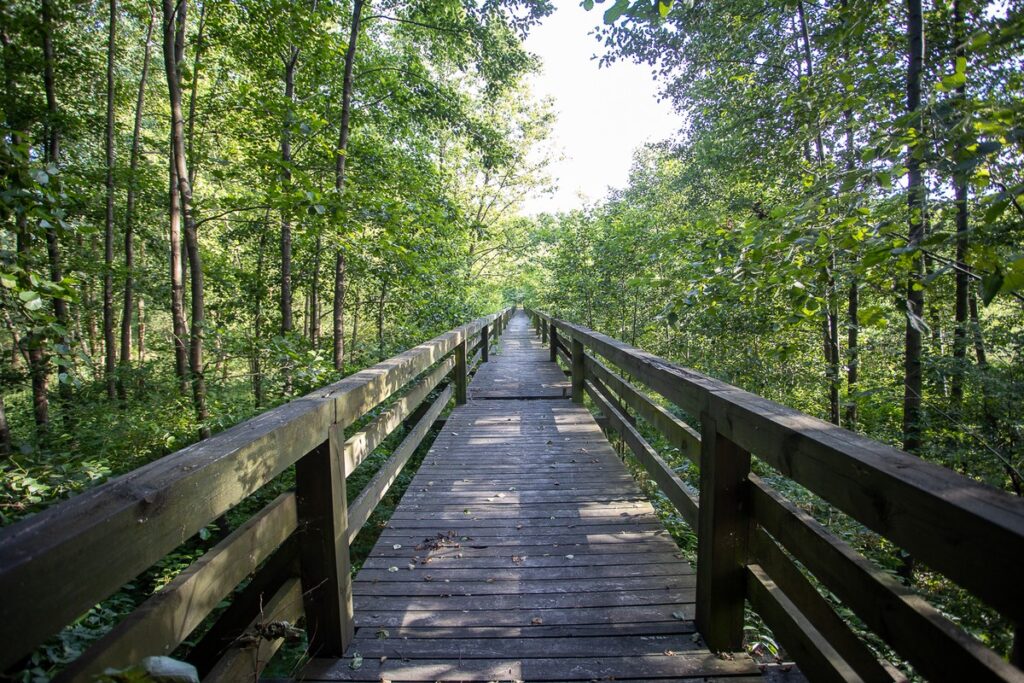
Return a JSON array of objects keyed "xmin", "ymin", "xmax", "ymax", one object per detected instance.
[
  {"xmin": 533, "ymin": 311, "xmax": 1024, "ymax": 623},
  {"xmin": 0, "ymin": 307, "xmax": 511, "ymax": 671}
]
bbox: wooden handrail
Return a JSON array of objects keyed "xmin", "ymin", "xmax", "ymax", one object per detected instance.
[
  {"xmin": 527, "ymin": 308, "xmax": 1024, "ymax": 683},
  {"xmin": 0, "ymin": 307, "xmax": 513, "ymax": 677}
]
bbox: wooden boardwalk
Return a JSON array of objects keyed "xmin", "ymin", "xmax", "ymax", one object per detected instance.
[{"xmin": 302, "ymin": 312, "xmax": 763, "ymax": 681}]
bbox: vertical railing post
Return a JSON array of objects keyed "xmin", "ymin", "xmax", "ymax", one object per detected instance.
[
  {"xmin": 570, "ymin": 336, "xmax": 584, "ymax": 403},
  {"xmin": 549, "ymin": 321, "xmax": 558, "ymax": 362},
  {"xmin": 454, "ymin": 337, "xmax": 468, "ymax": 404},
  {"xmin": 695, "ymin": 412, "xmax": 751, "ymax": 653},
  {"xmin": 295, "ymin": 427, "xmax": 354, "ymax": 656},
  {"xmin": 541, "ymin": 316, "xmax": 547, "ymax": 343},
  {"xmin": 481, "ymin": 324, "xmax": 489, "ymax": 363}
]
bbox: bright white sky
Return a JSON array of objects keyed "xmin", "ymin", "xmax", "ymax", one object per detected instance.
[{"xmin": 520, "ymin": 0, "xmax": 683, "ymax": 215}]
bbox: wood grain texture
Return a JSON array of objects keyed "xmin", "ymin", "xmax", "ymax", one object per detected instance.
[{"xmin": 301, "ymin": 311, "xmax": 758, "ymax": 682}]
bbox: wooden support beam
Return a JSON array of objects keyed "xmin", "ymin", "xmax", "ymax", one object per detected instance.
[
  {"xmin": 481, "ymin": 324, "xmax": 489, "ymax": 363},
  {"xmin": 454, "ymin": 339, "xmax": 468, "ymax": 405},
  {"xmin": 294, "ymin": 432, "xmax": 353, "ymax": 656},
  {"xmin": 549, "ymin": 322, "xmax": 558, "ymax": 362},
  {"xmin": 571, "ymin": 336, "xmax": 584, "ymax": 403},
  {"xmin": 696, "ymin": 413, "xmax": 751, "ymax": 653}
]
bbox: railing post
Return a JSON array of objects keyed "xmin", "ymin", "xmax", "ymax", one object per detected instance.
[
  {"xmin": 454, "ymin": 338, "xmax": 468, "ymax": 404},
  {"xmin": 696, "ymin": 412, "xmax": 752, "ymax": 653},
  {"xmin": 570, "ymin": 336, "xmax": 584, "ymax": 403},
  {"xmin": 481, "ymin": 324, "xmax": 489, "ymax": 363},
  {"xmin": 541, "ymin": 317, "xmax": 547, "ymax": 343},
  {"xmin": 549, "ymin": 322, "xmax": 558, "ymax": 362},
  {"xmin": 295, "ymin": 429, "xmax": 353, "ymax": 656}
]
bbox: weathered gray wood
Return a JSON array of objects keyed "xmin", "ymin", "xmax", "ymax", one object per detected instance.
[
  {"xmin": 204, "ymin": 576, "xmax": 304, "ymax": 683},
  {"xmin": 59, "ymin": 493, "xmax": 297, "ymax": 682},
  {"xmin": 585, "ymin": 378, "xmax": 699, "ymax": 529},
  {"xmin": 571, "ymin": 336, "xmax": 584, "ymax": 402},
  {"xmin": 346, "ymin": 385, "xmax": 452, "ymax": 543},
  {"xmin": 542, "ymin": 313, "xmax": 1024, "ymax": 622},
  {"xmin": 301, "ymin": 652, "xmax": 756, "ymax": 681},
  {"xmin": 297, "ymin": 311, "xmax": 760, "ymax": 682},
  {"xmin": 746, "ymin": 563, "xmax": 860, "ymax": 683},
  {"xmin": 696, "ymin": 413, "xmax": 751, "ymax": 653},
  {"xmin": 295, "ymin": 434, "xmax": 353, "ymax": 656},
  {"xmin": 454, "ymin": 339, "xmax": 467, "ymax": 405},
  {"xmin": 345, "ymin": 633, "xmax": 703, "ymax": 658},
  {"xmin": 750, "ymin": 475, "xmax": 1020, "ymax": 682},
  {"xmin": 749, "ymin": 528, "xmax": 900, "ymax": 683},
  {"xmin": 584, "ymin": 350, "xmax": 700, "ymax": 462},
  {"xmin": 341, "ymin": 355, "xmax": 454, "ymax": 474},
  {"xmin": 549, "ymin": 320, "xmax": 558, "ymax": 361},
  {"xmin": 187, "ymin": 536, "xmax": 299, "ymax": 677},
  {"xmin": 480, "ymin": 324, "xmax": 489, "ymax": 362},
  {"xmin": 0, "ymin": 308, "xmax": 509, "ymax": 670}
]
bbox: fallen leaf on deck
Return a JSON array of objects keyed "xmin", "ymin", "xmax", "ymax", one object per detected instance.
[{"xmin": 349, "ymin": 653, "xmax": 363, "ymax": 670}]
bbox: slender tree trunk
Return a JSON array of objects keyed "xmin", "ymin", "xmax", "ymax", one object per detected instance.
[
  {"xmin": 14, "ymin": 206, "xmax": 49, "ymax": 436},
  {"xmin": 253, "ymin": 225, "xmax": 268, "ymax": 408},
  {"xmin": 332, "ymin": 0, "xmax": 365, "ymax": 371},
  {"xmin": 902, "ymin": 0, "xmax": 926, "ymax": 454},
  {"xmin": 310, "ymin": 233, "xmax": 321, "ymax": 347},
  {"xmin": 350, "ymin": 285, "xmax": 359, "ymax": 363},
  {"xmin": 185, "ymin": 0, "xmax": 206, "ymax": 187},
  {"xmin": 377, "ymin": 280, "xmax": 387, "ymax": 360},
  {"xmin": 164, "ymin": 0, "xmax": 209, "ymax": 438},
  {"xmin": 842, "ymin": 0, "xmax": 858, "ymax": 428},
  {"xmin": 968, "ymin": 289, "xmax": 986, "ymax": 367},
  {"xmin": 137, "ymin": 291, "xmax": 146, "ymax": 365},
  {"xmin": 119, "ymin": 6, "xmax": 155, "ymax": 401},
  {"xmin": 103, "ymin": 0, "xmax": 118, "ymax": 399},
  {"xmin": 0, "ymin": 393, "xmax": 10, "ymax": 458},
  {"xmin": 41, "ymin": 0, "xmax": 71, "ymax": 407},
  {"xmin": 797, "ymin": 0, "xmax": 840, "ymax": 425},
  {"xmin": 169, "ymin": 138, "xmax": 189, "ymax": 392},
  {"xmin": 950, "ymin": 0, "xmax": 970, "ymax": 405},
  {"xmin": 280, "ymin": 48, "xmax": 297, "ymax": 394}
]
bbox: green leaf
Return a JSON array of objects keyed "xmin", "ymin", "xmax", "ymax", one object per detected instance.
[
  {"xmin": 981, "ymin": 270, "xmax": 1003, "ymax": 305},
  {"xmin": 582, "ymin": 0, "xmax": 595, "ymax": 9},
  {"xmin": 658, "ymin": 0, "xmax": 672, "ymax": 17},
  {"xmin": 603, "ymin": 0, "xmax": 629, "ymax": 23},
  {"xmin": 349, "ymin": 653, "xmax": 363, "ymax": 670},
  {"xmin": 858, "ymin": 306, "xmax": 886, "ymax": 327}
]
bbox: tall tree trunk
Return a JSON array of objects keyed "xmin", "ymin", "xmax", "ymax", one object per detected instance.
[
  {"xmin": 950, "ymin": 0, "xmax": 970, "ymax": 405},
  {"xmin": 169, "ymin": 138, "xmax": 189, "ymax": 393},
  {"xmin": 332, "ymin": 0, "xmax": 365, "ymax": 371},
  {"xmin": 41, "ymin": 0, "xmax": 71, "ymax": 407},
  {"xmin": 841, "ymin": 0, "xmax": 859, "ymax": 429},
  {"xmin": 902, "ymin": 0, "xmax": 926, "ymax": 454},
  {"xmin": 137, "ymin": 291, "xmax": 146, "ymax": 365},
  {"xmin": 0, "ymin": 393, "xmax": 10, "ymax": 458},
  {"xmin": 310, "ymin": 232, "xmax": 321, "ymax": 347},
  {"xmin": 103, "ymin": 0, "xmax": 118, "ymax": 399},
  {"xmin": 164, "ymin": 0, "xmax": 209, "ymax": 438},
  {"xmin": 280, "ymin": 47, "xmax": 297, "ymax": 394},
  {"xmin": 797, "ymin": 0, "xmax": 840, "ymax": 425},
  {"xmin": 119, "ymin": 6, "xmax": 155, "ymax": 401},
  {"xmin": 253, "ymin": 223, "xmax": 268, "ymax": 408},
  {"xmin": 185, "ymin": 0, "xmax": 206, "ymax": 187},
  {"xmin": 377, "ymin": 280, "xmax": 387, "ymax": 360},
  {"xmin": 350, "ymin": 286, "xmax": 359, "ymax": 363}
]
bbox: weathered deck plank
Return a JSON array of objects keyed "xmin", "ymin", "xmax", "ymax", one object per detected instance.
[{"xmin": 300, "ymin": 311, "xmax": 760, "ymax": 681}]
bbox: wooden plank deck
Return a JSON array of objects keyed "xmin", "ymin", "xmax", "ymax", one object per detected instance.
[{"xmin": 301, "ymin": 312, "xmax": 762, "ymax": 681}]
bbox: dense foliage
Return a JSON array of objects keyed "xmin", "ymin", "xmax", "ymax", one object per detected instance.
[
  {"xmin": 514, "ymin": 0, "xmax": 1023, "ymax": 672},
  {"xmin": 1, "ymin": 0, "xmax": 554, "ymax": 520}
]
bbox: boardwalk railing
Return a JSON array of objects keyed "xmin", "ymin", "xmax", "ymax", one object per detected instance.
[
  {"xmin": 528, "ymin": 309, "xmax": 1024, "ymax": 683},
  {"xmin": 0, "ymin": 307, "xmax": 513, "ymax": 681}
]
